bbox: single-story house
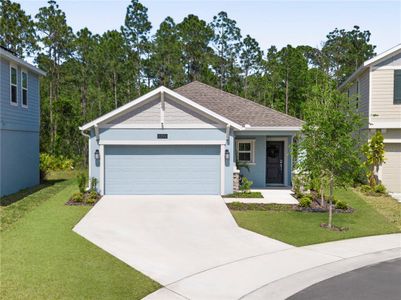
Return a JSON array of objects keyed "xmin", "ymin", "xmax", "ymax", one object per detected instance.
[{"xmin": 80, "ymin": 81, "xmax": 303, "ymax": 195}]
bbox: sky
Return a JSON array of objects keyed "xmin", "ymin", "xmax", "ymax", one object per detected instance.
[{"xmin": 17, "ymin": 0, "xmax": 401, "ymax": 54}]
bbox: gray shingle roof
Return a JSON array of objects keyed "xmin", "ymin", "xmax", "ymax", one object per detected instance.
[{"xmin": 175, "ymin": 81, "xmax": 303, "ymax": 128}]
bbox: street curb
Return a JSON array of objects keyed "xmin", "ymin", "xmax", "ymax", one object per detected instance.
[{"xmin": 241, "ymin": 247, "xmax": 401, "ymax": 300}]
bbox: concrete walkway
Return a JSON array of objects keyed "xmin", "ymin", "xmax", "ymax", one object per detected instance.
[
  {"xmin": 144, "ymin": 234, "xmax": 401, "ymax": 300},
  {"xmin": 224, "ymin": 188, "xmax": 299, "ymax": 204}
]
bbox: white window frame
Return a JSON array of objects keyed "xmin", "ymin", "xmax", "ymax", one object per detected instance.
[
  {"xmin": 10, "ymin": 64, "xmax": 18, "ymax": 106},
  {"xmin": 21, "ymin": 69, "xmax": 28, "ymax": 108},
  {"xmin": 236, "ymin": 139, "xmax": 256, "ymax": 164}
]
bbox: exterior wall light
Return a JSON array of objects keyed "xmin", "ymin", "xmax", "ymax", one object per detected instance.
[
  {"xmin": 94, "ymin": 149, "xmax": 100, "ymax": 160},
  {"xmin": 225, "ymin": 149, "xmax": 230, "ymax": 161}
]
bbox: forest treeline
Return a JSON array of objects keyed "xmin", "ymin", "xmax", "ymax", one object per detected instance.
[{"xmin": 0, "ymin": 0, "xmax": 376, "ymax": 162}]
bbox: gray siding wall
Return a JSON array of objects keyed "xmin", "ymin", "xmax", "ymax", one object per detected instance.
[
  {"xmin": 346, "ymin": 69, "xmax": 370, "ymax": 129},
  {"xmin": 370, "ymin": 68, "xmax": 401, "ymax": 124},
  {"xmin": 105, "ymin": 94, "xmax": 219, "ymax": 127},
  {"xmin": 375, "ymin": 51, "xmax": 401, "ymax": 67}
]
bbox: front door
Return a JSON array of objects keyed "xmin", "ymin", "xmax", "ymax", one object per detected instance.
[{"xmin": 266, "ymin": 141, "xmax": 284, "ymax": 184}]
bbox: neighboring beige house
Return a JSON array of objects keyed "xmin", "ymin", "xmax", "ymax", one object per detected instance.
[{"xmin": 340, "ymin": 44, "xmax": 401, "ymax": 193}]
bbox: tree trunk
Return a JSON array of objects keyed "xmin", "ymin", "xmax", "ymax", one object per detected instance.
[
  {"xmin": 328, "ymin": 174, "xmax": 334, "ymax": 228},
  {"xmin": 113, "ymin": 71, "xmax": 117, "ymax": 109},
  {"xmin": 320, "ymin": 183, "xmax": 324, "ymax": 207},
  {"xmin": 285, "ymin": 68, "xmax": 289, "ymax": 114}
]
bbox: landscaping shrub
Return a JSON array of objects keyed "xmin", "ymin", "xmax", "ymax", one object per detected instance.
[
  {"xmin": 374, "ymin": 184, "xmax": 387, "ymax": 194},
  {"xmin": 299, "ymin": 196, "xmax": 312, "ymax": 207},
  {"xmin": 88, "ymin": 191, "xmax": 98, "ymax": 200},
  {"xmin": 240, "ymin": 177, "xmax": 253, "ymax": 193},
  {"xmin": 360, "ymin": 184, "xmax": 372, "ymax": 193},
  {"xmin": 40, "ymin": 153, "xmax": 74, "ymax": 180},
  {"xmin": 90, "ymin": 177, "xmax": 98, "ymax": 192},
  {"xmin": 335, "ymin": 200, "xmax": 348, "ymax": 210},
  {"xmin": 71, "ymin": 192, "xmax": 83, "ymax": 203},
  {"xmin": 77, "ymin": 173, "xmax": 87, "ymax": 193}
]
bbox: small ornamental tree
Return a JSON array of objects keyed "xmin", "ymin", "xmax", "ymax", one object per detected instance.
[
  {"xmin": 296, "ymin": 82, "xmax": 362, "ymax": 228},
  {"xmin": 362, "ymin": 131, "xmax": 385, "ymax": 188}
]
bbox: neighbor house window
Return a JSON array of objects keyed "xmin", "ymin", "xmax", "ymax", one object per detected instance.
[
  {"xmin": 236, "ymin": 140, "xmax": 255, "ymax": 164},
  {"xmin": 394, "ymin": 70, "xmax": 401, "ymax": 104},
  {"xmin": 10, "ymin": 66, "xmax": 17, "ymax": 105},
  {"xmin": 21, "ymin": 71, "xmax": 28, "ymax": 107}
]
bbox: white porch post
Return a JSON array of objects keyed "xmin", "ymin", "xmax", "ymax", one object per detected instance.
[{"xmin": 99, "ymin": 144, "xmax": 105, "ymax": 195}]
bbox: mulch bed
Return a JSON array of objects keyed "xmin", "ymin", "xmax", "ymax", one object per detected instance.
[
  {"xmin": 65, "ymin": 192, "xmax": 101, "ymax": 206},
  {"xmin": 294, "ymin": 191, "xmax": 354, "ymax": 213}
]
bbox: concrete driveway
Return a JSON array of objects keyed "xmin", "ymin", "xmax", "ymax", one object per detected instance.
[{"xmin": 73, "ymin": 195, "xmax": 292, "ymax": 285}]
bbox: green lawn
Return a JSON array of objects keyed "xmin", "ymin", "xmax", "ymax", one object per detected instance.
[
  {"xmin": 0, "ymin": 176, "xmax": 160, "ymax": 300},
  {"xmin": 231, "ymin": 188, "xmax": 401, "ymax": 246}
]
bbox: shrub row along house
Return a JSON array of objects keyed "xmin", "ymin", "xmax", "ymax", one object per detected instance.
[
  {"xmin": 0, "ymin": 47, "xmax": 45, "ymax": 197},
  {"xmin": 80, "ymin": 81, "xmax": 303, "ymax": 195},
  {"xmin": 340, "ymin": 44, "xmax": 401, "ymax": 193}
]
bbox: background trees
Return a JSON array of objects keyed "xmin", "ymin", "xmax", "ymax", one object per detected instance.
[{"xmin": 1, "ymin": 0, "xmax": 376, "ymax": 161}]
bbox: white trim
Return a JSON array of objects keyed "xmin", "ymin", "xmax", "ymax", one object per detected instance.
[
  {"xmin": 236, "ymin": 139, "xmax": 256, "ymax": 164},
  {"xmin": 238, "ymin": 126, "xmax": 302, "ymax": 131},
  {"xmin": 220, "ymin": 144, "xmax": 225, "ymax": 195},
  {"xmin": 99, "ymin": 140, "xmax": 226, "ymax": 145},
  {"xmin": 80, "ymin": 86, "xmax": 243, "ymax": 131},
  {"xmin": 9, "ymin": 64, "xmax": 18, "ymax": 106},
  {"xmin": 99, "ymin": 145, "xmax": 104, "ymax": 195},
  {"xmin": 369, "ymin": 65, "xmax": 372, "ymax": 125},
  {"xmin": 97, "ymin": 123, "xmax": 225, "ymax": 129},
  {"xmin": 383, "ymin": 139, "xmax": 401, "ymax": 143},
  {"xmin": 372, "ymin": 65, "xmax": 401, "ymax": 71},
  {"xmin": 88, "ymin": 135, "xmax": 92, "ymax": 180},
  {"xmin": 369, "ymin": 122, "xmax": 401, "ymax": 129},
  {"xmin": 339, "ymin": 44, "xmax": 401, "ymax": 90},
  {"xmin": 1, "ymin": 48, "xmax": 46, "ymax": 76},
  {"xmin": 364, "ymin": 44, "xmax": 401, "ymax": 67},
  {"xmin": 21, "ymin": 69, "xmax": 28, "ymax": 108},
  {"xmin": 266, "ymin": 137, "xmax": 289, "ymax": 186},
  {"xmin": 225, "ymin": 125, "xmax": 231, "ymax": 144}
]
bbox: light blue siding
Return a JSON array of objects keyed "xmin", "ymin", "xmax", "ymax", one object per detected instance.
[
  {"xmin": 89, "ymin": 128, "xmax": 234, "ymax": 195},
  {"xmin": 99, "ymin": 128, "xmax": 226, "ymax": 140},
  {"xmin": 235, "ymin": 131, "xmax": 297, "ymax": 188},
  {"xmin": 105, "ymin": 145, "xmax": 220, "ymax": 195},
  {"xmin": 0, "ymin": 129, "xmax": 39, "ymax": 196},
  {"xmin": 0, "ymin": 57, "xmax": 41, "ymax": 196}
]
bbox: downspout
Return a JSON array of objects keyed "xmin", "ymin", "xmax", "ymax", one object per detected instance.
[{"xmin": 80, "ymin": 129, "xmax": 91, "ymax": 190}]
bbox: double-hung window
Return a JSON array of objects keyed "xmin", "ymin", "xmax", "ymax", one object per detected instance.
[
  {"xmin": 236, "ymin": 140, "xmax": 255, "ymax": 164},
  {"xmin": 22, "ymin": 70, "xmax": 28, "ymax": 107},
  {"xmin": 10, "ymin": 65, "xmax": 17, "ymax": 105},
  {"xmin": 394, "ymin": 70, "xmax": 401, "ymax": 104}
]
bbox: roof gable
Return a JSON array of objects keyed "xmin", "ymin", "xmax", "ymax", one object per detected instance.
[{"xmin": 80, "ymin": 86, "xmax": 242, "ymax": 131}]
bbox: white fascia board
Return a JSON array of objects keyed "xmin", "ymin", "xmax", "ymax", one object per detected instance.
[
  {"xmin": 0, "ymin": 49, "xmax": 46, "ymax": 76},
  {"xmin": 339, "ymin": 44, "xmax": 401, "ymax": 90},
  {"xmin": 364, "ymin": 44, "xmax": 401, "ymax": 66},
  {"xmin": 236, "ymin": 126, "xmax": 302, "ymax": 131},
  {"xmin": 80, "ymin": 86, "xmax": 243, "ymax": 131},
  {"xmin": 99, "ymin": 140, "xmax": 226, "ymax": 145}
]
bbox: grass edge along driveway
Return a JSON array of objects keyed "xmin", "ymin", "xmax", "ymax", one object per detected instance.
[
  {"xmin": 0, "ymin": 180, "xmax": 160, "ymax": 300},
  {"xmin": 231, "ymin": 188, "xmax": 401, "ymax": 247}
]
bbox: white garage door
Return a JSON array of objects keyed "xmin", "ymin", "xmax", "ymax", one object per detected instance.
[{"xmin": 382, "ymin": 143, "xmax": 401, "ymax": 193}]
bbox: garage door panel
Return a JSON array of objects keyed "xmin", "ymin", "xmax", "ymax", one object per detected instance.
[
  {"xmin": 105, "ymin": 145, "xmax": 220, "ymax": 195},
  {"xmin": 382, "ymin": 143, "xmax": 401, "ymax": 193}
]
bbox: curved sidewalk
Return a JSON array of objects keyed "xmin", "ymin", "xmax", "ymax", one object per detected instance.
[{"xmin": 144, "ymin": 234, "xmax": 401, "ymax": 300}]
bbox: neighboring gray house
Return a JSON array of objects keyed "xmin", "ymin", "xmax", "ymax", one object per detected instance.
[
  {"xmin": 80, "ymin": 81, "xmax": 302, "ymax": 195},
  {"xmin": 340, "ymin": 44, "xmax": 401, "ymax": 193},
  {"xmin": 0, "ymin": 47, "xmax": 46, "ymax": 197}
]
